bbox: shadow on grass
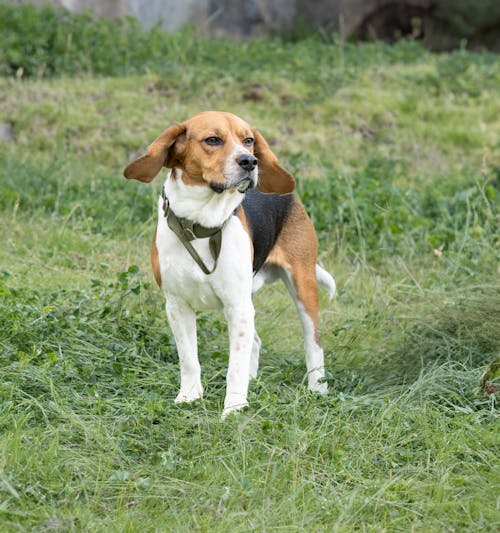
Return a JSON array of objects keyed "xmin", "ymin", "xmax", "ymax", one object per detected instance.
[{"xmin": 369, "ymin": 284, "xmax": 500, "ymax": 391}]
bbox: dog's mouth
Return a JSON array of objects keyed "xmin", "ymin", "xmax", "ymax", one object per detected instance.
[
  {"xmin": 209, "ymin": 174, "xmax": 256, "ymax": 194},
  {"xmin": 236, "ymin": 177, "xmax": 253, "ymax": 193}
]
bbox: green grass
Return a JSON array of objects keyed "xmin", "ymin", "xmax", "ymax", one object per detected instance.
[{"xmin": 0, "ymin": 10, "xmax": 499, "ymax": 530}]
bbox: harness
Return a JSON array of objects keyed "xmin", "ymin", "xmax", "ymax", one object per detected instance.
[{"xmin": 161, "ymin": 188, "xmax": 227, "ymax": 275}]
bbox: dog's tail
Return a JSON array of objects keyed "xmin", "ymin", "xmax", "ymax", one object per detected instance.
[{"xmin": 316, "ymin": 264, "xmax": 336, "ymax": 301}]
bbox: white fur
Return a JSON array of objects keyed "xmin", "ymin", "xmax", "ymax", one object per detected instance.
[
  {"xmin": 251, "ymin": 264, "xmax": 281, "ymax": 293},
  {"xmin": 316, "ymin": 264, "xmax": 336, "ymax": 300},
  {"xmin": 223, "ymin": 144, "xmax": 258, "ymax": 191},
  {"xmin": 296, "ymin": 302, "xmax": 328, "ymax": 393},
  {"xmin": 158, "ymin": 170, "xmax": 254, "ymax": 418},
  {"xmin": 249, "ymin": 331, "xmax": 262, "ymax": 379},
  {"xmin": 163, "ymin": 169, "xmax": 245, "ymax": 228}
]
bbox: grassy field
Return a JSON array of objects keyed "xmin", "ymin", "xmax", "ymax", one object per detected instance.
[{"xmin": 1, "ymin": 12, "xmax": 499, "ymax": 531}]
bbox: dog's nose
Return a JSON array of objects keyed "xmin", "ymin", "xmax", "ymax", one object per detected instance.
[{"xmin": 237, "ymin": 154, "xmax": 257, "ymax": 171}]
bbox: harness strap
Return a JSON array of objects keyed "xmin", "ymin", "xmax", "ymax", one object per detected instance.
[{"xmin": 162, "ymin": 188, "xmax": 225, "ymax": 275}]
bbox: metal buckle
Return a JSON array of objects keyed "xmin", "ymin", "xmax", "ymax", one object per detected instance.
[{"xmin": 161, "ymin": 188, "xmax": 169, "ymax": 219}]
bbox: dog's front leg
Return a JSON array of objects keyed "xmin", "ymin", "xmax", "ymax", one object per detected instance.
[
  {"xmin": 165, "ymin": 297, "xmax": 203, "ymax": 403},
  {"xmin": 221, "ymin": 302, "xmax": 255, "ymax": 419}
]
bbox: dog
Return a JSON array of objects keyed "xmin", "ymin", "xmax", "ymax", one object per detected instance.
[{"xmin": 124, "ymin": 111, "xmax": 335, "ymax": 418}]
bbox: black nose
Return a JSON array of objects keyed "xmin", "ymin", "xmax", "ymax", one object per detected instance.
[{"xmin": 237, "ymin": 154, "xmax": 257, "ymax": 171}]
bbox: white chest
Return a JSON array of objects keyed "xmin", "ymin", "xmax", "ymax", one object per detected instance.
[{"xmin": 155, "ymin": 199, "xmax": 253, "ymax": 311}]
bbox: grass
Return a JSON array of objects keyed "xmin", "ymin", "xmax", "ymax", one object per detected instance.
[{"xmin": 0, "ymin": 10, "xmax": 499, "ymax": 531}]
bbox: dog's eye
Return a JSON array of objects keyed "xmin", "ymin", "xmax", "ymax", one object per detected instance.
[
  {"xmin": 243, "ymin": 137, "xmax": 254, "ymax": 146},
  {"xmin": 204, "ymin": 136, "xmax": 224, "ymax": 146}
]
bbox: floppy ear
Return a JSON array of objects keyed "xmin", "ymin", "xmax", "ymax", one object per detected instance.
[
  {"xmin": 253, "ymin": 129, "xmax": 295, "ymax": 194},
  {"xmin": 123, "ymin": 123, "xmax": 186, "ymax": 183}
]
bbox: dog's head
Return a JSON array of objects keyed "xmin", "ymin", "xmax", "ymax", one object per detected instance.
[{"xmin": 123, "ymin": 111, "xmax": 295, "ymax": 194}]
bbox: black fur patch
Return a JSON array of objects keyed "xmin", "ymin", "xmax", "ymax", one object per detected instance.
[
  {"xmin": 241, "ymin": 188, "xmax": 294, "ymax": 273},
  {"xmin": 209, "ymin": 181, "xmax": 226, "ymax": 194}
]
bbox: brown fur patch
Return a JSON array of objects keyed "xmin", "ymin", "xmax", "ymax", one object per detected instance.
[
  {"xmin": 266, "ymin": 199, "xmax": 320, "ymax": 333},
  {"xmin": 151, "ymin": 225, "xmax": 162, "ymax": 287}
]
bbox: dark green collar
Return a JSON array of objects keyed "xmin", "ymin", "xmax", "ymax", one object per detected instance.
[{"xmin": 162, "ymin": 188, "xmax": 226, "ymax": 275}]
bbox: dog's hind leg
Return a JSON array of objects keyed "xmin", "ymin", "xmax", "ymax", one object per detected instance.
[
  {"xmin": 280, "ymin": 263, "xmax": 328, "ymax": 394},
  {"xmin": 260, "ymin": 198, "xmax": 331, "ymax": 393}
]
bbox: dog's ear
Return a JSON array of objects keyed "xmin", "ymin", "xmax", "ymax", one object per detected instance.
[
  {"xmin": 124, "ymin": 123, "xmax": 186, "ymax": 183},
  {"xmin": 252, "ymin": 129, "xmax": 295, "ymax": 194}
]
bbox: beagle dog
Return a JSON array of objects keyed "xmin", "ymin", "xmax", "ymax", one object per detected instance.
[{"xmin": 124, "ymin": 111, "xmax": 335, "ymax": 418}]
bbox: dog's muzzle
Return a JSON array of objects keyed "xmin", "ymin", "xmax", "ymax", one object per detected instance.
[
  {"xmin": 210, "ymin": 174, "xmax": 256, "ymax": 194},
  {"xmin": 236, "ymin": 177, "xmax": 254, "ymax": 193}
]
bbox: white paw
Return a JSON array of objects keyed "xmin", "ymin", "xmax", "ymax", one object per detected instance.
[
  {"xmin": 308, "ymin": 380, "xmax": 328, "ymax": 394},
  {"xmin": 174, "ymin": 385, "xmax": 203, "ymax": 403},
  {"xmin": 221, "ymin": 401, "xmax": 249, "ymax": 420}
]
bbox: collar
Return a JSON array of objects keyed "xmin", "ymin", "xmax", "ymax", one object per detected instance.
[{"xmin": 161, "ymin": 187, "xmax": 227, "ymax": 275}]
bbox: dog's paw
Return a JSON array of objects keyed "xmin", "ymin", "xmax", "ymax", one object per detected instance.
[
  {"xmin": 221, "ymin": 401, "xmax": 249, "ymax": 420},
  {"xmin": 174, "ymin": 385, "xmax": 203, "ymax": 404},
  {"xmin": 308, "ymin": 380, "xmax": 328, "ymax": 395}
]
